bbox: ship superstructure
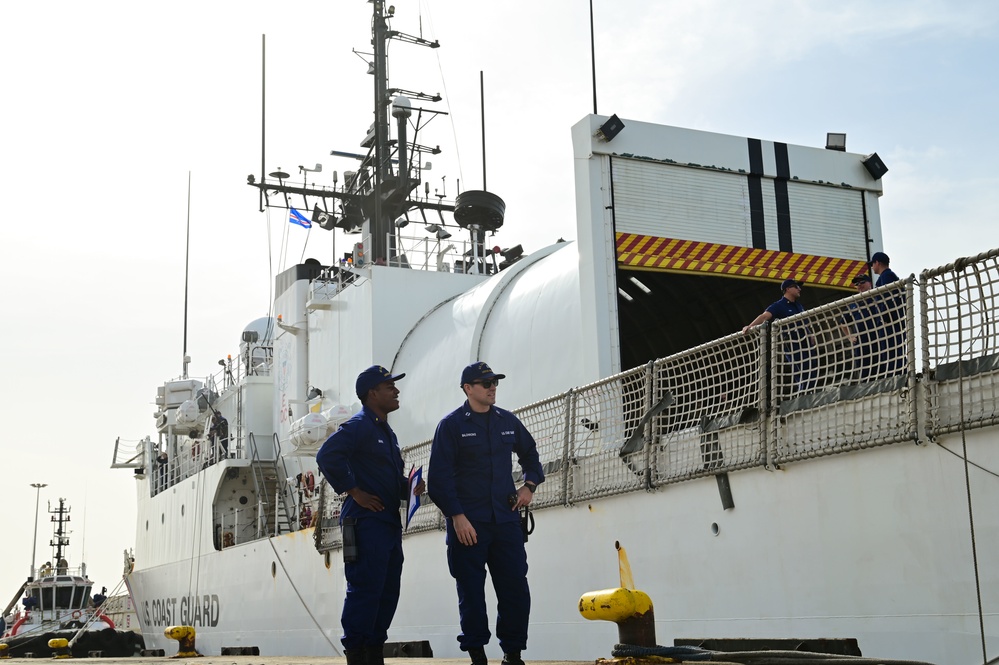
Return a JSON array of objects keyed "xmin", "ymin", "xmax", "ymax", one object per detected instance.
[{"xmin": 109, "ymin": 3, "xmax": 999, "ymax": 663}]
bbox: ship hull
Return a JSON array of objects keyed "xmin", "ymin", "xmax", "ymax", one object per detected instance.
[{"xmin": 127, "ymin": 424, "xmax": 999, "ymax": 664}]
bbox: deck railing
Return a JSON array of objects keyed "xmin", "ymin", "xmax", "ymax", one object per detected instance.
[{"xmin": 313, "ymin": 248, "xmax": 999, "ymax": 552}]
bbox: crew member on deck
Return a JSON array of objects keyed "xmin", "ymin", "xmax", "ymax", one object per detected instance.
[
  {"xmin": 868, "ymin": 251, "xmax": 906, "ymax": 374},
  {"xmin": 742, "ymin": 278, "xmax": 817, "ymax": 393},
  {"xmin": 428, "ymin": 362, "xmax": 544, "ymax": 665},
  {"xmin": 842, "ymin": 274, "xmax": 886, "ymax": 381},
  {"xmin": 209, "ymin": 412, "xmax": 230, "ymax": 462},
  {"xmin": 316, "ymin": 365, "xmax": 424, "ymax": 665},
  {"xmin": 868, "ymin": 251, "xmax": 899, "ymax": 287}
]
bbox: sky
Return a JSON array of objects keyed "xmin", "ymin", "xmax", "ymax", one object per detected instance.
[{"xmin": 1, "ymin": 0, "xmax": 997, "ymax": 609}]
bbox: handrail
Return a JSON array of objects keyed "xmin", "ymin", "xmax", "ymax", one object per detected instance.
[{"xmin": 316, "ymin": 247, "xmax": 999, "ymax": 552}]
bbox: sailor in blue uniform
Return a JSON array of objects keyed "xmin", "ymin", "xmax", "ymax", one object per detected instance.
[
  {"xmin": 869, "ymin": 251, "xmax": 899, "ymax": 287},
  {"xmin": 868, "ymin": 251, "xmax": 905, "ymax": 374},
  {"xmin": 316, "ymin": 365, "xmax": 423, "ymax": 665},
  {"xmin": 843, "ymin": 274, "xmax": 886, "ymax": 380},
  {"xmin": 743, "ymin": 278, "xmax": 817, "ymax": 393},
  {"xmin": 428, "ymin": 362, "xmax": 544, "ymax": 665}
]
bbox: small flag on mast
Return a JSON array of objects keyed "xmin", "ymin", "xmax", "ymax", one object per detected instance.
[{"xmin": 289, "ymin": 208, "xmax": 312, "ymax": 229}]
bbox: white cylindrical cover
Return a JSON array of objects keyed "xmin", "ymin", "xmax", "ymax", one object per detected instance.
[
  {"xmin": 175, "ymin": 400, "xmax": 202, "ymax": 428},
  {"xmin": 288, "ymin": 412, "xmax": 330, "ymax": 455}
]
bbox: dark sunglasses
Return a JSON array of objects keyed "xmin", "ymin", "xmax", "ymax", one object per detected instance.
[{"xmin": 473, "ymin": 379, "xmax": 500, "ymax": 389}]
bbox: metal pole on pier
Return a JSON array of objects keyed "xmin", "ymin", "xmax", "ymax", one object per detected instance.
[{"xmin": 30, "ymin": 482, "xmax": 47, "ymax": 580}]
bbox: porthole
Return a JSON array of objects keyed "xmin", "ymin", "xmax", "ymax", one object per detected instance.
[
  {"xmin": 181, "ymin": 505, "xmax": 185, "ymax": 517},
  {"xmin": 145, "ymin": 520, "xmax": 149, "ymax": 531},
  {"xmin": 711, "ymin": 522, "xmax": 720, "ymax": 536},
  {"xmin": 161, "ymin": 513, "xmax": 165, "ymax": 524},
  {"xmin": 239, "ymin": 495, "xmax": 249, "ymax": 505},
  {"xmin": 325, "ymin": 552, "xmax": 332, "ymax": 569},
  {"xmin": 271, "ymin": 562, "xmax": 277, "ymax": 578}
]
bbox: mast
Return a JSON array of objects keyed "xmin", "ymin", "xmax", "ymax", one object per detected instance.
[
  {"xmin": 48, "ymin": 498, "xmax": 71, "ymax": 569},
  {"xmin": 370, "ymin": 1, "xmax": 391, "ymax": 263},
  {"xmin": 246, "ymin": 2, "xmax": 454, "ymax": 265},
  {"xmin": 243, "ymin": 2, "xmax": 510, "ymax": 275},
  {"xmin": 182, "ymin": 171, "xmax": 191, "ymax": 379}
]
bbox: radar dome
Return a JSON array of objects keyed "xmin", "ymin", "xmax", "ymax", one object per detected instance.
[{"xmin": 241, "ymin": 317, "xmax": 276, "ymax": 345}]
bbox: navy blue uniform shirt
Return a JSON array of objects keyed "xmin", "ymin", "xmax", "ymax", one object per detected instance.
[
  {"xmin": 316, "ymin": 406, "xmax": 407, "ymax": 526},
  {"xmin": 766, "ymin": 297, "xmax": 809, "ymax": 343},
  {"xmin": 428, "ymin": 401, "xmax": 544, "ymax": 524},
  {"xmin": 765, "ymin": 297, "xmax": 805, "ymax": 320},
  {"xmin": 876, "ymin": 268, "xmax": 899, "ymax": 288}
]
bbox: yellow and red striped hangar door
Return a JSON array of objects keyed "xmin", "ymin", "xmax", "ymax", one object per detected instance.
[{"xmin": 617, "ymin": 233, "xmax": 866, "ymax": 290}]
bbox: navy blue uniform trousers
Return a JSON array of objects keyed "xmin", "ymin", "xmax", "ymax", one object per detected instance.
[
  {"xmin": 341, "ymin": 518, "xmax": 404, "ymax": 650},
  {"xmin": 446, "ymin": 518, "xmax": 530, "ymax": 653}
]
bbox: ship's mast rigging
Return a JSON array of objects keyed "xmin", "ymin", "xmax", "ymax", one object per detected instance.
[
  {"xmin": 248, "ymin": 1, "xmax": 451, "ymax": 264},
  {"xmin": 48, "ymin": 498, "xmax": 71, "ymax": 568}
]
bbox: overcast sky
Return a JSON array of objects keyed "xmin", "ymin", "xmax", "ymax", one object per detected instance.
[{"xmin": 1, "ymin": 0, "xmax": 997, "ymax": 606}]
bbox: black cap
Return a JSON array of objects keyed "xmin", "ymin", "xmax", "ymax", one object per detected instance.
[
  {"xmin": 355, "ymin": 365, "xmax": 405, "ymax": 399},
  {"xmin": 460, "ymin": 362, "xmax": 506, "ymax": 386},
  {"xmin": 780, "ymin": 278, "xmax": 802, "ymax": 292},
  {"xmin": 867, "ymin": 251, "xmax": 890, "ymax": 266},
  {"xmin": 851, "ymin": 274, "xmax": 872, "ymax": 285}
]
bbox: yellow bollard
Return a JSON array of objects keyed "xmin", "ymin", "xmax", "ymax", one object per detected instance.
[
  {"xmin": 0, "ymin": 643, "xmax": 10, "ymax": 659},
  {"xmin": 578, "ymin": 542, "xmax": 657, "ymax": 649},
  {"xmin": 163, "ymin": 625, "xmax": 203, "ymax": 658},
  {"xmin": 47, "ymin": 638, "xmax": 72, "ymax": 659},
  {"xmin": 579, "ymin": 587, "xmax": 657, "ymax": 647}
]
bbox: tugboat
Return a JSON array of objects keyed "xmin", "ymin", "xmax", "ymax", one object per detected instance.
[{"xmin": 0, "ymin": 498, "xmax": 142, "ymax": 658}]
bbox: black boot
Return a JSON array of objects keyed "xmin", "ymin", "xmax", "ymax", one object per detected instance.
[
  {"xmin": 501, "ymin": 651, "xmax": 524, "ymax": 665},
  {"xmin": 468, "ymin": 646, "xmax": 488, "ymax": 665},
  {"xmin": 365, "ymin": 645, "xmax": 385, "ymax": 665},
  {"xmin": 344, "ymin": 649, "xmax": 367, "ymax": 665}
]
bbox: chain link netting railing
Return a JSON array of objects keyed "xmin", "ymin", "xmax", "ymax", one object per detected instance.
[
  {"xmin": 921, "ymin": 247, "xmax": 999, "ymax": 436},
  {"xmin": 509, "ymin": 393, "xmax": 573, "ymax": 509},
  {"xmin": 770, "ymin": 277, "xmax": 917, "ymax": 464},
  {"xmin": 562, "ymin": 365, "xmax": 651, "ymax": 501},
  {"xmin": 313, "ymin": 249, "xmax": 999, "ymax": 554},
  {"xmin": 652, "ymin": 332, "xmax": 766, "ymax": 484}
]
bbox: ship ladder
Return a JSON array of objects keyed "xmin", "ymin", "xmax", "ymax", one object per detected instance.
[{"xmin": 248, "ymin": 433, "xmax": 294, "ymax": 536}]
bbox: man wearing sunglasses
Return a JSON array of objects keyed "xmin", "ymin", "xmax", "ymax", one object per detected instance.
[
  {"xmin": 428, "ymin": 362, "xmax": 545, "ymax": 665},
  {"xmin": 742, "ymin": 278, "xmax": 817, "ymax": 393}
]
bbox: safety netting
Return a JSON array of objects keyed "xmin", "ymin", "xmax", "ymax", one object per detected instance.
[{"xmin": 315, "ymin": 249, "xmax": 999, "ymax": 554}]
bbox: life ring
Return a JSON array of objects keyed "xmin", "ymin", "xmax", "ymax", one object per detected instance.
[
  {"xmin": 303, "ymin": 471, "xmax": 316, "ymax": 497},
  {"xmin": 71, "ymin": 610, "xmax": 82, "ymax": 620}
]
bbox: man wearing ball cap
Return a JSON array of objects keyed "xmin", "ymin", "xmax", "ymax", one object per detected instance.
[
  {"xmin": 867, "ymin": 251, "xmax": 905, "ymax": 373},
  {"xmin": 742, "ymin": 278, "xmax": 816, "ymax": 392},
  {"xmin": 742, "ymin": 278, "xmax": 805, "ymax": 332},
  {"xmin": 867, "ymin": 251, "xmax": 899, "ymax": 288},
  {"xmin": 316, "ymin": 365, "xmax": 424, "ymax": 665},
  {"xmin": 428, "ymin": 362, "xmax": 545, "ymax": 665}
]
